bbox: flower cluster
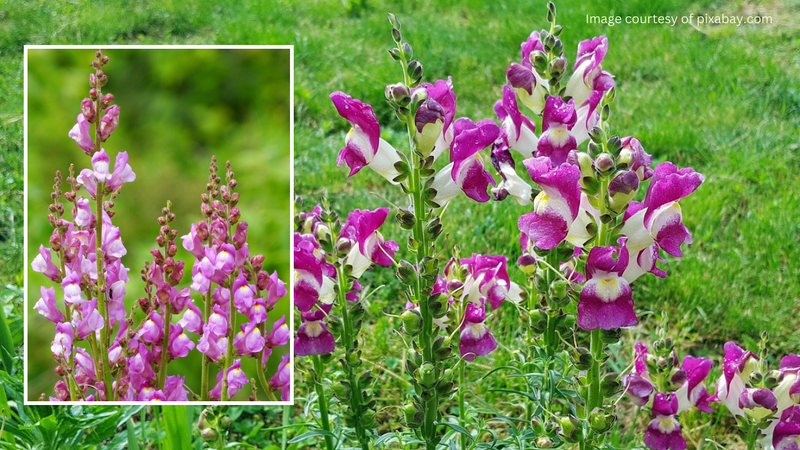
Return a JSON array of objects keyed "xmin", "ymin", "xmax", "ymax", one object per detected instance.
[
  {"xmin": 180, "ymin": 158, "xmax": 290, "ymax": 401},
  {"xmin": 713, "ymin": 339, "xmax": 800, "ymax": 449},
  {"xmin": 622, "ymin": 340, "xmax": 713, "ymax": 450},
  {"xmin": 33, "ymin": 49, "xmax": 290, "ymax": 402},
  {"xmin": 293, "ymin": 201, "xmax": 397, "ymax": 447},
  {"xmin": 407, "ymin": 254, "xmax": 523, "ymax": 362}
]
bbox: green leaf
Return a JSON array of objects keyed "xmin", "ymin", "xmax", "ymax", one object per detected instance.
[
  {"xmin": 162, "ymin": 406, "xmax": 192, "ymax": 450},
  {"xmin": 0, "ymin": 289, "xmax": 16, "ymax": 373},
  {"xmin": 437, "ymin": 422, "xmax": 473, "ymax": 444},
  {"xmin": 127, "ymin": 418, "xmax": 140, "ymax": 450},
  {"xmin": 287, "ymin": 429, "xmax": 336, "ymax": 444}
]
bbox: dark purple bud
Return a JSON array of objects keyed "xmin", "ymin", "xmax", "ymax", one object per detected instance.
[
  {"xmin": 230, "ymin": 192, "xmax": 240, "ymax": 206},
  {"xmin": 507, "ymin": 63, "xmax": 535, "ymax": 94},
  {"xmin": 251, "ymin": 254, "xmax": 265, "ymax": 272},
  {"xmin": 196, "ymin": 221, "xmax": 209, "ymax": 241},
  {"xmin": 170, "ymin": 260, "xmax": 185, "ymax": 285},
  {"xmin": 608, "ymin": 170, "xmax": 639, "ymax": 196},
  {"xmin": 415, "ymin": 98, "xmax": 445, "ymax": 133},
  {"xmin": 150, "ymin": 249, "xmax": 164, "ymax": 264},
  {"xmin": 233, "ymin": 221, "xmax": 248, "ymax": 249},
  {"xmin": 101, "ymin": 55, "xmax": 109, "ymax": 65},
  {"xmin": 257, "ymin": 270, "xmax": 269, "ymax": 291},
  {"xmin": 595, "ymin": 153, "xmax": 615, "ymax": 173}
]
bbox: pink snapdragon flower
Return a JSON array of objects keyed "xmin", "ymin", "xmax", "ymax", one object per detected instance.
[
  {"xmin": 32, "ymin": 245, "xmax": 61, "ymax": 282},
  {"xmin": 35, "ymin": 286, "xmax": 64, "ymax": 324},
  {"xmin": 68, "ymin": 114, "xmax": 94, "ymax": 154}
]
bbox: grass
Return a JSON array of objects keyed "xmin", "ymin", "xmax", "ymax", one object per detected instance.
[{"xmin": 1, "ymin": 0, "xmax": 799, "ymax": 448}]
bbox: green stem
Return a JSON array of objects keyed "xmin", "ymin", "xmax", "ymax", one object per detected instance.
[
  {"xmin": 220, "ymin": 280, "xmax": 236, "ymax": 401},
  {"xmin": 157, "ymin": 309, "xmax": 172, "ymax": 389},
  {"xmin": 745, "ymin": 420, "xmax": 759, "ymax": 450},
  {"xmin": 334, "ymin": 263, "xmax": 370, "ymax": 450},
  {"xmin": 256, "ymin": 351, "xmax": 278, "ymax": 401},
  {"xmin": 458, "ymin": 361, "xmax": 467, "ymax": 450},
  {"xmin": 313, "ymin": 355, "xmax": 335, "ymax": 450},
  {"xmin": 200, "ymin": 289, "xmax": 212, "ymax": 401}
]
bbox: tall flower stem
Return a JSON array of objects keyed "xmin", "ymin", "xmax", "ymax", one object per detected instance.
[
  {"xmin": 312, "ymin": 354, "xmax": 335, "ymax": 450},
  {"xmin": 220, "ymin": 276, "xmax": 237, "ymax": 401},
  {"xmin": 323, "ymin": 211, "xmax": 371, "ymax": 450},
  {"xmin": 157, "ymin": 308, "xmax": 172, "ymax": 389},
  {"xmin": 458, "ymin": 361, "xmax": 467, "ymax": 450},
  {"xmin": 200, "ymin": 289, "xmax": 212, "ymax": 401},
  {"xmin": 92, "ymin": 76, "xmax": 115, "ymax": 399},
  {"xmin": 582, "ymin": 176, "xmax": 612, "ymax": 448}
]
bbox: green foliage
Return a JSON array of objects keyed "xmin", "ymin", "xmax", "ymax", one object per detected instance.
[
  {"xmin": 162, "ymin": 406, "xmax": 192, "ymax": 450},
  {"xmin": 0, "ymin": 369, "xmax": 143, "ymax": 449}
]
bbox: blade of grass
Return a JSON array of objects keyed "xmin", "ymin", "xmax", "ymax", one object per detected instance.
[
  {"xmin": 0, "ymin": 288, "xmax": 16, "ymax": 373},
  {"xmin": 127, "ymin": 417, "xmax": 140, "ymax": 450},
  {"xmin": 162, "ymin": 406, "xmax": 192, "ymax": 450}
]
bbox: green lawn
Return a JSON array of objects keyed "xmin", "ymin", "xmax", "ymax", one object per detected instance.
[{"xmin": 1, "ymin": 0, "xmax": 799, "ymax": 447}]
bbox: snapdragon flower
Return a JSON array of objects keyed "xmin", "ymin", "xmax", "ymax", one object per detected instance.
[{"xmin": 330, "ymin": 92, "xmax": 402, "ymax": 183}]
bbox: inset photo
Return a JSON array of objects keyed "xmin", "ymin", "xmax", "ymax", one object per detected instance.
[{"xmin": 24, "ymin": 46, "xmax": 293, "ymax": 403}]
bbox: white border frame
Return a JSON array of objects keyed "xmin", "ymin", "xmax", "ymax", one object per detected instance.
[{"xmin": 23, "ymin": 45, "xmax": 295, "ymax": 406}]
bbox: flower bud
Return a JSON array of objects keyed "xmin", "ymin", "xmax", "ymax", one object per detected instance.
[
  {"xmin": 595, "ymin": 152, "xmax": 615, "ymax": 174},
  {"xmin": 335, "ymin": 238, "xmax": 352, "ymax": 259},
  {"xmin": 81, "ymin": 98, "xmax": 95, "ymax": 122},
  {"xmin": 332, "ymin": 380, "xmax": 351, "ymax": 400},
  {"xmin": 557, "ymin": 415, "xmax": 582, "ymax": 442},
  {"xmin": 385, "ymin": 83, "xmax": 411, "ymax": 106},
  {"xmin": 232, "ymin": 221, "xmax": 248, "ymax": 249},
  {"xmin": 764, "ymin": 370, "xmax": 781, "ymax": 390},
  {"xmin": 518, "ymin": 253, "xmax": 537, "ymax": 276},
  {"xmin": 396, "ymin": 260, "xmax": 416, "ymax": 285},
  {"xmin": 529, "ymin": 309, "xmax": 548, "ymax": 334},
  {"xmin": 219, "ymin": 416, "xmax": 232, "ymax": 429},
  {"xmin": 416, "ymin": 362, "xmax": 436, "ymax": 388},
  {"xmin": 89, "ymin": 73, "xmax": 98, "ymax": 87},
  {"xmin": 402, "ymin": 403, "xmax": 422, "ymax": 427},
  {"xmin": 201, "ymin": 428, "xmax": 218, "ymax": 442},
  {"xmin": 589, "ymin": 408, "xmax": 615, "ymax": 433},
  {"xmin": 536, "ymin": 437, "xmax": 553, "ymax": 448},
  {"xmin": 256, "ymin": 271, "xmax": 269, "ymax": 291},
  {"xmin": 407, "ymin": 59, "xmax": 423, "ymax": 82},
  {"xmin": 400, "ymin": 309, "xmax": 422, "ymax": 336},
  {"xmin": 571, "ymin": 347, "xmax": 593, "ymax": 370},
  {"xmin": 600, "ymin": 372, "xmax": 621, "ymax": 396}
]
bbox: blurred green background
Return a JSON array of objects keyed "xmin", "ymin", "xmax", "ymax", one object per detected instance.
[{"xmin": 26, "ymin": 48, "xmax": 291, "ymax": 400}]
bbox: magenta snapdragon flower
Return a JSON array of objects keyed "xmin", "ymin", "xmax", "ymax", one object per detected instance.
[
  {"xmin": 329, "ymin": 92, "xmax": 402, "ymax": 183},
  {"xmin": 68, "ymin": 113, "xmax": 94, "ymax": 154},
  {"xmin": 295, "ymin": 309, "xmax": 335, "ymax": 356},
  {"xmin": 644, "ymin": 393, "xmax": 687, "ymax": 450}
]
